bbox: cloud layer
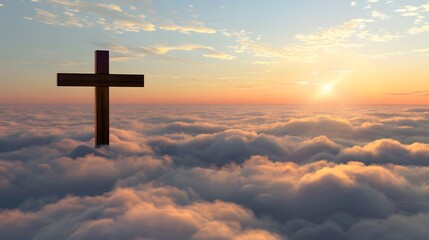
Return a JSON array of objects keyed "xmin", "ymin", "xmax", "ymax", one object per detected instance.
[{"xmin": 2, "ymin": 105, "xmax": 429, "ymax": 239}]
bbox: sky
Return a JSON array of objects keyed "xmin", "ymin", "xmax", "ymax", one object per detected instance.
[
  {"xmin": 1, "ymin": 0, "xmax": 429, "ymax": 104},
  {"xmin": 3, "ymin": 105, "xmax": 429, "ymax": 239},
  {"xmin": 4, "ymin": 2, "xmax": 429, "ymax": 238}
]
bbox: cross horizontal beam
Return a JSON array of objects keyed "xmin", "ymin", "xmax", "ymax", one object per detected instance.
[{"xmin": 57, "ymin": 73, "xmax": 144, "ymax": 87}]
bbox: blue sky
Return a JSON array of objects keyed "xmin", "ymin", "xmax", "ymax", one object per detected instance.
[{"xmin": 1, "ymin": 0, "xmax": 429, "ymax": 104}]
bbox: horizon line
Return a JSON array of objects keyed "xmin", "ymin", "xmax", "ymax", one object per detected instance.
[{"xmin": 2, "ymin": 103, "xmax": 429, "ymax": 106}]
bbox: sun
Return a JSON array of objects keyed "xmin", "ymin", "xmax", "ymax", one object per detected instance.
[{"xmin": 322, "ymin": 84, "xmax": 333, "ymax": 94}]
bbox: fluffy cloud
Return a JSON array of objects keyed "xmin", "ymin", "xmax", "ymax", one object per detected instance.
[
  {"xmin": 0, "ymin": 186, "xmax": 281, "ymax": 240},
  {"xmin": 348, "ymin": 213, "xmax": 429, "ymax": 240},
  {"xmin": 2, "ymin": 105, "xmax": 429, "ymax": 239}
]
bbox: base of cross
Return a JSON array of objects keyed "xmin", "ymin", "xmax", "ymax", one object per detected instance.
[{"xmin": 57, "ymin": 50, "xmax": 145, "ymax": 148}]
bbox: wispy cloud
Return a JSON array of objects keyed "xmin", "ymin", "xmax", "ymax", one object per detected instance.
[
  {"xmin": 394, "ymin": 2, "xmax": 428, "ymax": 29},
  {"xmin": 386, "ymin": 90, "xmax": 429, "ymax": 96},
  {"xmin": 361, "ymin": 50, "xmax": 405, "ymax": 59},
  {"xmin": 159, "ymin": 23, "xmax": 216, "ymax": 34},
  {"xmin": 28, "ymin": 0, "xmax": 155, "ymax": 32},
  {"xmin": 96, "ymin": 42, "xmax": 235, "ymax": 61},
  {"xmin": 357, "ymin": 31, "xmax": 402, "ymax": 42},
  {"xmin": 413, "ymin": 48, "xmax": 429, "ymax": 53},
  {"xmin": 225, "ymin": 18, "xmax": 371, "ymax": 62},
  {"xmin": 31, "ymin": 8, "xmax": 94, "ymax": 28},
  {"xmin": 142, "ymin": 44, "xmax": 235, "ymax": 60},
  {"xmin": 395, "ymin": 5, "xmax": 420, "ymax": 17},
  {"xmin": 371, "ymin": 10, "xmax": 391, "ymax": 20},
  {"xmin": 28, "ymin": 0, "xmax": 218, "ymax": 35},
  {"xmin": 295, "ymin": 18, "xmax": 370, "ymax": 44},
  {"xmin": 409, "ymin": 23, "xmax": 429, "ymax": 34}
]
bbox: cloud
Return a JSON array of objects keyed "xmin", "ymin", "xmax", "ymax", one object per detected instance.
[
  {"xmin": 31, "ymin": 8, "xmax": 92, "ymax": 28},
  {"xmin": 2, "ymin": 105, "xmax": 429, "ymax": 238},
  {"xmin": 146, "ymin": 121, "xmax": 227, "ymax": 136},
  {"xmin": 258, "ymin": 114, "xmax": 429, "ymax": 144},
  {"xmin": 0, "ymin": 185, "xmax": 281, "ymax": 240},
  {"xmin": 29, "ymin": 0, "xmax": 154, "ymax": 32},
  {"xmin": 361, "ymin": 50, "xmax": 405, "ymax": 59},
  {"xmin": 140, "ymin": 44, "xmax": 235, "ymax": 60},
  {"xmin": 394, "ymin": 2, "xmax": 429, "ymax": 29},
  {"xmin": 405, "ymin": 107, "xmax": 429, "ymax": 112},
  {"xmin": 371, "ymin": 10, "xmax": 391, "ymax": 20},
  {"xmin": 225, "ymin": 18, "xmax": 372, "ymax": 62},
  {"xmin": 28, "ymin": 0, "xmax": 221, "ymax": 35},
  {"xmin": 424, "ymin": 2, "xmax": 429, "ymax": 11},
  {"xmin": 157, "ymin": 157, "xmax": 399, "ymax": 220},
  {"xmin": 387, "ymin": 90, "xmax": 429, "ymax": 96},
  {"xmin": 143, "ymin": 45, "xmax": 214, "ymax": 55},
  {"xmin": 48, "ymin": 0, "xmax": 124, "ymax": 13},
  {"xmin": 395, "ymin": 5, "xmax": 420, "ymax": 16},
  {"xmin": 103, "ymin": 18, "xmax": 155, "ymax": 33},
  {"xmin": 95, "ymin": 42, "xmax": 235, "ymax": 61},
  {"xmin": 348, "ymin": 213, "xmax": 429, "ymax": 240},
  {"xmin": 203, "ymin": 52, "xmax": 236, "ymax": 60},
  {"xmin": 159, "ymin": 24, "xmax": 216, "ymax": 34},
  {"xmin": 409, "ymin": 23, "xmax": 429, "ymax": 34},
  {"xmin": 295, "ymin": 19, "xmax": 370, "ymax": 45},
  {"xmin": 357, "ymin": 31, "xmax": 402, "ymax": 42},
  {"xmin": 336, "ymin": 139, "xmax": 429, "ymax": 166}
]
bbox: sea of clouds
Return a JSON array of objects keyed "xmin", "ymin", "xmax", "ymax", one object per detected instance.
[{"xmin": 1, "ymin": 105, "xmax": 429, "ymax": 239}]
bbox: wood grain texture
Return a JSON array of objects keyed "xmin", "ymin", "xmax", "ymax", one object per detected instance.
[
  {"xmin": 57, "ymin": 74, "xmax": 144, "ymax": 87},
  {"xmin": 95, "ymin": 51, "xmax": 110, "ymax": 147}
]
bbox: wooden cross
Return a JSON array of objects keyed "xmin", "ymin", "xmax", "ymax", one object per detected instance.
[{"xmin": 57, "ymin": 50, "xmax": 144, "ymax": 147}]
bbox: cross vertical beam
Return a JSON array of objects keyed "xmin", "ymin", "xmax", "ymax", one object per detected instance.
[{"xmin": 95, "ymin": 51, "xmax": 109, "ymax": 147}]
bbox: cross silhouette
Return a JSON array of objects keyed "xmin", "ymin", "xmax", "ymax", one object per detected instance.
[{"xmin": 57, "ymin": 50, "xmax": 144, "ymax": 147}]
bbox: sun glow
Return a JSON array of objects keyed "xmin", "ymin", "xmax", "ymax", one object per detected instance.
[{"xmin": 322, "ymin": 84, "xmax": 333, "ymax": 94}]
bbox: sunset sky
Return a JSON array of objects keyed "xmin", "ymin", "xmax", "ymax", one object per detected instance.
[
  {"xmin": 1, "ymin": 0, "xmax": 429, "ymax": 104},
  {"xmin": 4, "ymin": 2, "xmax": 429, "ymax": 239}
]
